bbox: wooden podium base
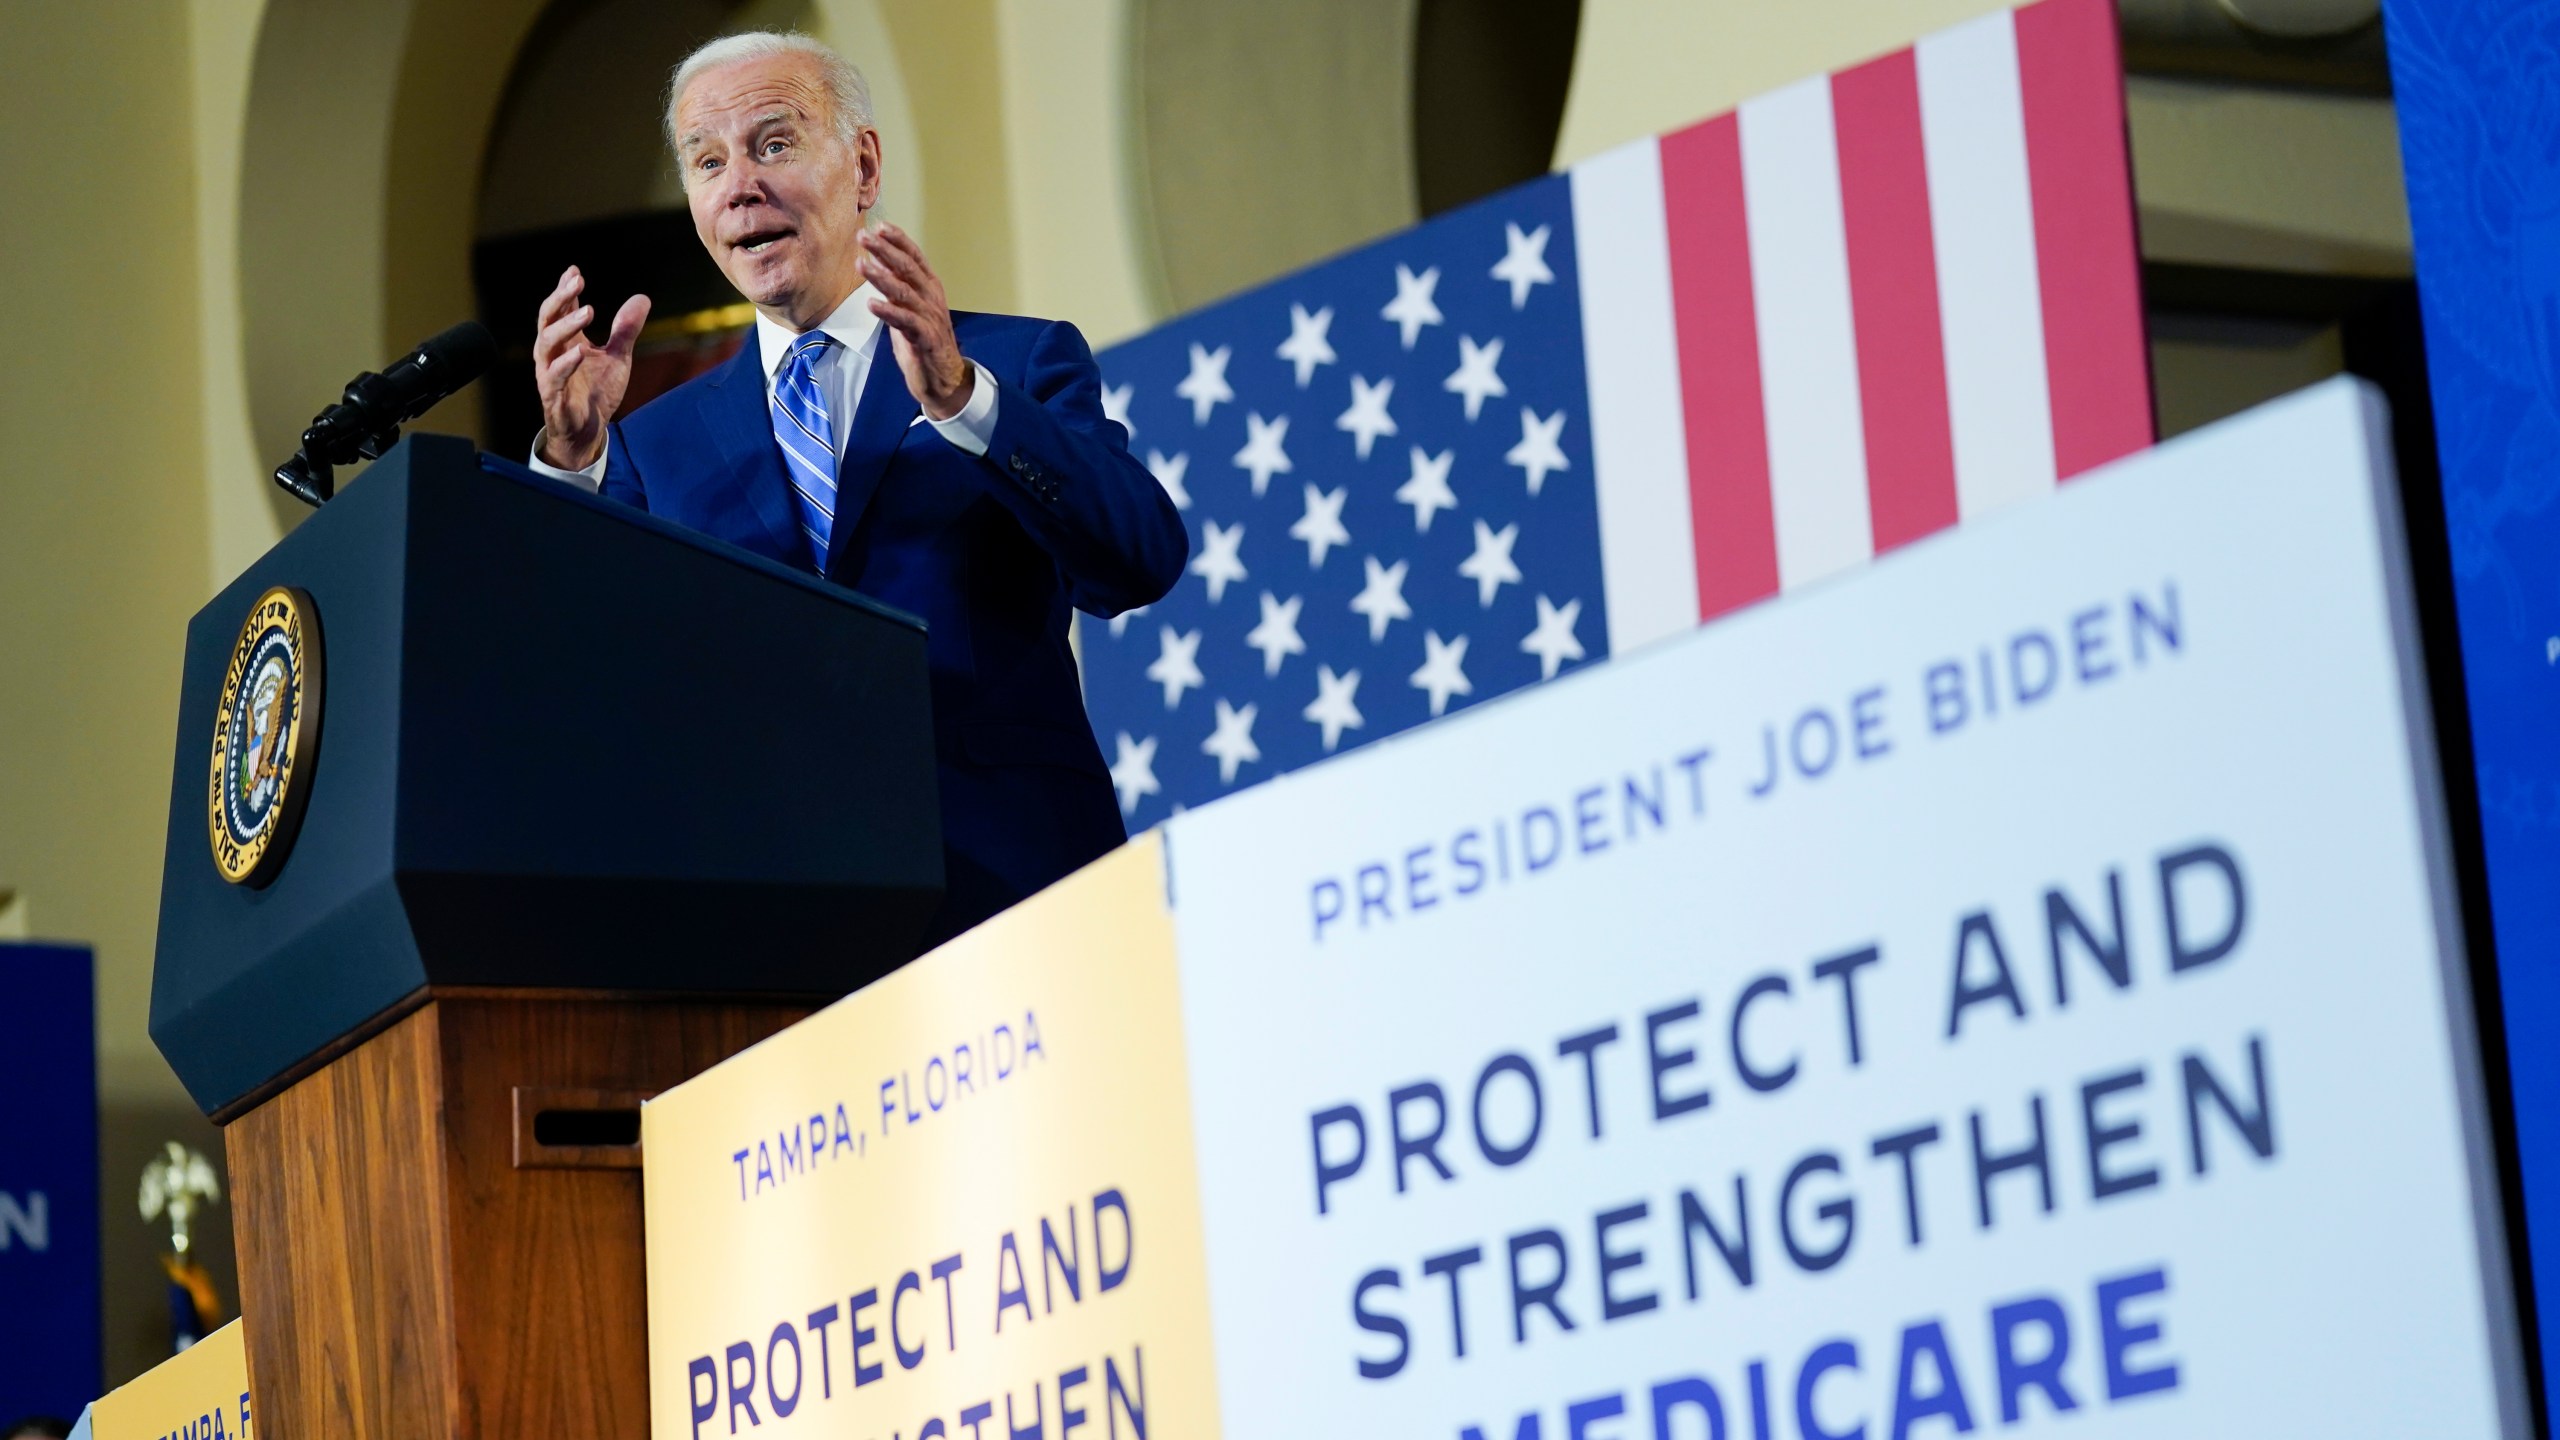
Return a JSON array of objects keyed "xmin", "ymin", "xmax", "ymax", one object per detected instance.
[{"xmin": 222, "ymin": 989, "xmax": 807, "ymax": 1438}]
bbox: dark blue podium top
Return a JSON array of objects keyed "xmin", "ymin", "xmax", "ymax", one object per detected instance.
[{"xmin": 151, "ymin": 435, "xmax": 942, "ymax": 1117}]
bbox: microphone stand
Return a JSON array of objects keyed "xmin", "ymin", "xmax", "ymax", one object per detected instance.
[
  {"xmin": 273, "ymin": 321, "xmax": 497, "ymax": 507},
  {"xmin": 274, "ymin": 383, "xmax": 410, "ymax": 506}
]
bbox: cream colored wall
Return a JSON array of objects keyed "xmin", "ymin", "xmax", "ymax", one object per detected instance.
[
  {"xmin": 191, "ymin": 0, "xmax": 279, "ymax": 592},
  {"xmin": 1135, "ymin": 0, "xmax": 1421, "ymax": 313},
  {"xmin": 995, "ymin": 0, "xmax": 1166, "ymax": 346},
  {"xmin": 861, "ymin": 0, "xmax": 1168, "ymax": 341},
  {"xmin": 2129, "ymin": 75, "xmax": 2410, "ymax": 275},
  {"xmin": 0, "ymin": 0, "xmax": 242, "ymax": 1386},
  {"xmin": 1557, "ymin": 0, "xmax": 2012, "ymax": 164}
]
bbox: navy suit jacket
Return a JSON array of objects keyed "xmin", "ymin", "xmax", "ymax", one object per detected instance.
[{"xmin": 598, "ymin": 311, "xmax": 1186, "ymax": 944}]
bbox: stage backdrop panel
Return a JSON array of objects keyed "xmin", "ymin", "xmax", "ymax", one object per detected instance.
[
  {"xmin": 1078, "ymin": 0, "xmax": 2150, "ymax": 831},
  {"xmin": 2383, "ymin": 0, "xmax": 2560, "ymax": 1417},
  {"xmin": 641, "ymin": 836, "xmax": 1221, "ymax": 1440},
  {"xmin": 0, "ymin": 942, "xmax": 101, "ymax": 1418},
  {"xmin": 1164, "ymin": 378, "xmax": 2527, "ymax": 1437}
]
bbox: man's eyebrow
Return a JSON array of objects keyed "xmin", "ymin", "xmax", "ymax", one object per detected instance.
[{"xmin": 678, "ymin": 107, "xmax": 801, "ymax": 155}]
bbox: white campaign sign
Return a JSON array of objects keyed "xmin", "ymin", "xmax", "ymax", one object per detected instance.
[{"xmin": 1163, "ymin": 380, "xmax": 2527, "ymax": 1438}]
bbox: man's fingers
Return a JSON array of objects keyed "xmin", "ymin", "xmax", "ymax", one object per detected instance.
[
  {"xmin": 535, "ymin": 267, "xmax": 584, "ymax": 332},
  {"xmin": 602, "ymin": 293, "xmax": 653, "ymax": 360},
  {"xmin": 535, "ymin": 304, "xmax": 595, "ymax": 362},
  {"xmin": 860, "ymin": 229, "xmax": 938, "ymax": 296},
  {"xmin": 543, "ymin": 341, "xmax": 588, "ymax": 386},
  {"xmin": 866, "ymin": 295, "xmax": 944, "ymax": 341},
  {"xmin": 859, "ymin": 254, "xmax": 930, "ymax": 311},
  {"xmin": 536, "ymin": 268, "xmax": 578, "ymax": 323},
  {"xmin": 870, "ymin": 224, "xmax": 936, "ymax": 280}
]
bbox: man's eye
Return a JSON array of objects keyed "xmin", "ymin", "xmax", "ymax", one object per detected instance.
[
  {"xmin": 698, "ymin": 155, "xmax": 721, "ymax": 172},
  {"xmin": 763, "ymin": 138, "xmax": 788, "ymax": 156}
]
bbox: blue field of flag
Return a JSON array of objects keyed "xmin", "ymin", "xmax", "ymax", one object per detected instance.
[{"xmin": 1080, "ymin": 175, "xmax": 1611, "ymax": 827}]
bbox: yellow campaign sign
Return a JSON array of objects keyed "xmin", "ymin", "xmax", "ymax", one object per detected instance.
[
  {"xmin": 88, "ymin": 1321, "xmax": 254, "ymax": 1440},
  {"xmin": 644, "ymin": 834, "xmax": 1218, "ymax": 1438}
]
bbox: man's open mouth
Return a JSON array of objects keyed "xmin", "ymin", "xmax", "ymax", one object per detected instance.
[{"xmin": 737, "ymin": 228, "xmax": 795, "ymax": 255}]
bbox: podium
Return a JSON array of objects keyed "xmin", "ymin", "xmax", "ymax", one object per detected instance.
[{"xmin": 148, "ymin": 435, "xmax": 945, "ymax": 1437}]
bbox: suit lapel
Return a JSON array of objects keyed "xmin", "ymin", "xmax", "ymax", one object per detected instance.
[
  {"xmin": 697, "ymin": 338, "xmax": 813, "ymax": 567},
  {"xmin": 825, "ymin": 345, "xmax": 921, "ymax": 575}
]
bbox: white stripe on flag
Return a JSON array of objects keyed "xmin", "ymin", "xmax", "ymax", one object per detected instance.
[
  {"xmin": 1572, "ymin": 137, "xmax": 1699, "ymax": 656},
  {"xmin": 1739, "ymin": 75, "xmax": 1874, "ymax": 592},
  {"xmin": 1917, "ymin": 9, "xmax": 2058, "ymax": 519}
]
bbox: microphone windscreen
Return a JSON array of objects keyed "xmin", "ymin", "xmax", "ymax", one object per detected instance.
[{"xmin": 422, "ymin": 320, "xmax": 498, "ymax": 382}]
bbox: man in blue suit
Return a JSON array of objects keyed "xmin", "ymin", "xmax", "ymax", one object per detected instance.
[{"xmin": 527, "ymin": 30, "xmax": 1186, "ymax": 945}]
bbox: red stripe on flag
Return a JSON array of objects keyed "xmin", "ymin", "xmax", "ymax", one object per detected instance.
[
  {"xmin": 1660, "ymin": 114, "xmax": 1778, "ymax": 620},
  {"xmin": 2016, "ymin": 0, "xmax": 2153, "ymax": 479},
  {"xmin": 1831, "ymin": 50, "xmax": 1960, "ymax": 554}
]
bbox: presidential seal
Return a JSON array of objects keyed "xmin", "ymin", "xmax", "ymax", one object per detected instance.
[{"xmin": 207, "ymin": 586, "xmax": 325, "ymax": 886}]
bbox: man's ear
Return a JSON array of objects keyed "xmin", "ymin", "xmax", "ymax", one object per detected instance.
[{"xmin": 856, "ymin": 128, "xmax": 884, "ymax": 211}]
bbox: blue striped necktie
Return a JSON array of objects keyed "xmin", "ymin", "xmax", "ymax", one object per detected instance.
[{"xmin": 771, "ymin": 331, "xmax": 840, "ymax": 568}]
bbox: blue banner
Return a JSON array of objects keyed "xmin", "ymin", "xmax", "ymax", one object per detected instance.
[
  {"xmin": 0, "ymin": 943, "xmax": 102, "ymax": 1417},
  {"xmin": 2383, "ymin": 0, "xmax": 2560, "ymax": 1422}
]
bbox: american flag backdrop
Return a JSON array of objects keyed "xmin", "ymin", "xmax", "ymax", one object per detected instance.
[{"xmin": 1079, "ymin": 0, "xmax": 2150, "ymax": 828}]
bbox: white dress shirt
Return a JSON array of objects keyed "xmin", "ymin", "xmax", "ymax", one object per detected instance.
[{"xmin": 528, "ymin": 282, "xmax": 1000, "ymax": 490}]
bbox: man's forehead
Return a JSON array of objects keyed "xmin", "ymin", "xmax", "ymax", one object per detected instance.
[{"xmin": 676, "ymin": 55, "xmax": 831, "ymax": 136}]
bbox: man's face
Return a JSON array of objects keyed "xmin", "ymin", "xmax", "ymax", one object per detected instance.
[{"xmin": 674, "ymin": 54, "xmax": 881, "ymax": 326}]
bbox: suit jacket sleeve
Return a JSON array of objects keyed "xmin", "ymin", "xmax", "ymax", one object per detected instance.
[
  {"xmin": 598, "ymin": 420, "xmax": 649, "ymax": 511},
  {"xmin": 971, "ymin": 320, "xmax": 1188, "ymax": 615}
]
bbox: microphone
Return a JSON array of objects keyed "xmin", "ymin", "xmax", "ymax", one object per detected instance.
[{"xmin": 274, "ymin": 320, "xmax": 499, "ymax": 506}]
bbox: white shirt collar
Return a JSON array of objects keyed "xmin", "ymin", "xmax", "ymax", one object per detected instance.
[{"xmin": 754, "ymin": 282, "xmax": 885, "ymax": 380}]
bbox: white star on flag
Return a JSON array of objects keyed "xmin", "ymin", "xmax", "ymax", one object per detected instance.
[
  {"xmin": 1302, "ymin": 664, "xmax": 1364, "ymax": 752},
  {"xmin": 1190, "ymin": 520, "xmax": 1248, "ymax": 603},
  {"xmin": 1458, "ymin": 518, "xmax": 1523, "ymax": 607},
  {"xmin": 1108, "ymin": 732, "xmax": 1160, "ymax": 814},
  {"xmin": 1145, "ymin": 449, "xmax": 1191, "ymax": 509},
  {"xmin": 1233, "ymin": 412, "xmax": 1293, "ymax": 497},
  {"xmin": 1101, "ymin": 381, "xmax": 1136, "ymax": 438},
  {"xmin": 1145, "ymin": 626, "xmax": 1204, "ymax": 708},
  {"xmin": 1336, "ymin": 375, "xmax": 1398, "ymax": 460},
  {"xmin": 1349, "ymin": 555, "xmax": 1414, "ymax": 642},
  {"xmin": 1491, "ymin": 222, "xmax": 1555, "ymax": 309},
  {"xmin": 1395, "ymin": 446, "xmax": 1458, "ymax": 533},
  {"xmin": 1289, "ymin": 483, "xmax": 1351, "ymax": 568},
  {"xmin": 1277, "ymin": 303, "xmax": 1337, "ymax": 388},
  {"xmin": 1519, "ymin": 594, "xmax": 1585, "ymax": 680},
  {"xmin": 1506, "ymin": 406, "xmax": 1570, "ymax": 495},
  {"xmin": 1443, "ymin": 335, "xmax": 1507, "ymax": 422},
  {"xmin": 1245, "ymin": 591, "xmax": 1307, "ymax": 676},
  {"xmin": 1382, "ymin": 263, "xmax": 1443, "ymax": 350},
  {"xmin": 1176, "ymin": 342, "xmax": 1234, "ymax": 425},
  {"xmin": 1202, "ymin": 698, "xmax": 1261, "ymax": 784},
  {"xmin": 1409, "ymin": 630, "xmax": 1473, "ymax": 717},
  {"xmin": 1108, "ymin": 601, "xmax": 1150, "ymax": 638}
]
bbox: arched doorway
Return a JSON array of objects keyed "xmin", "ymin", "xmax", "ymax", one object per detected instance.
[
  {"xmin": 470, "ymin": 0, "xmax": 924, "ymax": 460},
  {"xmin": 235, "ymin": 0, "xmax": 915, "ymax": 506}
]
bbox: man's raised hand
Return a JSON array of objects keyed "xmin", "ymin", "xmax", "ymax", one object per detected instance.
[
  {"xmin": 533, "ymin": 266, "xmax": 651, "ymax": 470},
  {"xmin": 859, "ymin": 225, "xmax": 973, "ymax": 422}
]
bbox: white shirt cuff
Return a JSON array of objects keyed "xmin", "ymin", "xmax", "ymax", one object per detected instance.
[
  {"xmin": 927, "ymin": 362, "xmax": 1000, "ymax": 456},
  {"xmin": 529, "ymin": 429, "xmax": 608, "ymax": 492}
]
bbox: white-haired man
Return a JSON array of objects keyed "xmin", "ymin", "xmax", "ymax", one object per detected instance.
[{"xmin": 528, "ymin": 32, "xmax": 1187, "ymax": 944}]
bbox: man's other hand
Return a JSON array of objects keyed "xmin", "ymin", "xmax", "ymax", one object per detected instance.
[
  {"xmin": 860, "ymin": 225, "xmax": 972, "ymax": 421},
  {"xmin": 534, "ymin": 266, "xmax": 652, "ymax": 470}
]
